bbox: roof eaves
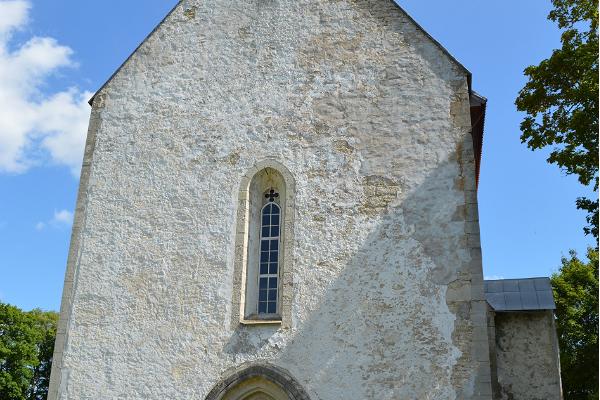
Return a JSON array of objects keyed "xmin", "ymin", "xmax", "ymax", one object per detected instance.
[
  {"xmin": 470, "ymin": 90, "xmax": 487, "ymax": 104},
  {"xmin": 469, "ymin": 93, "xmax": 486, "ymax": 188}
]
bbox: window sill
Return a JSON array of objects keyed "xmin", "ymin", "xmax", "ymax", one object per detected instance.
[{"xmin": 240, "ymin": 315, "xmax": 282, "ymax": 325}]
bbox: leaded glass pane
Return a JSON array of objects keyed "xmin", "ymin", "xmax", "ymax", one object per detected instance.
[
  {"xmin": 268, "ymin": 290, "xmax": 277, "ymax": 301},
  {"xmin": 258, "ymin": 302, "xmax": 267, "ymax": 314},
  {"xmin": 269, "ymin": 263, "xmax": 278, "ymax": 274},
  {"xmin": 258, "ymin": 200, "xmax": 281, "ymax": 315},
  {"xmin": 260, "ymin": 263, "xmax": 268, "ymax": 274},
  {"xmin": 259, "ymin": 278, "xmax": 268, "ymax": 290},
  {"xmin": 271, "ymin": 226, "xmax": 279, "ymax": 237},
  {"xmin": 269, "ymin": 277, "xmax": 277, "ymax": 289}
]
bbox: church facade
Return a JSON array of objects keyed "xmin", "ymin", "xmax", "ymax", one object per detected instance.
[{"xmin": 48, "ymin": 1, "xmax": 562, "ymax": 399}]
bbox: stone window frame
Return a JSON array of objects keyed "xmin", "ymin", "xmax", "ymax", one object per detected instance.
[{"xmin": 231, "ymin": 159, "xmax": 295, "ymax": 328}]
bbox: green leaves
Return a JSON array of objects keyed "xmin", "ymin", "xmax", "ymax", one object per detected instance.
[
  {"xmin": 515, "ymin": 0, "xmax": 599, "ymax": 238},
  {"xmin": 0, "ymin": 303, "xmax": 58, "ymax": 400},
  {"xmin": 551, "ymin": 249, "xmax": 599, "ymax": 399},
  {"xmin": 518, "ymin": 3, "xmax": 599, "ymax": 397},
  {"xmin": 548, "ymin": 0, "xmax": 599, "ymax": 32}
]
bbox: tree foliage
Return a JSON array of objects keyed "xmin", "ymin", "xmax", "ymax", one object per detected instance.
[
  {"xmin": 551, "ymin": 248, "xmax": 599, "ymax": 399},
  {"xmin": 515, "ymin": 0, "xmax": 599, "ymax": 238},
  {"xmin": 0, "ymin": 303, "xmax": 58, "ymax": 400}
]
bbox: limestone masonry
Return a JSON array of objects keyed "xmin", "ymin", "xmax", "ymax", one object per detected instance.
[{"xmin": 48, "ymin": 1, "xmax": 562, "ymax": 399}]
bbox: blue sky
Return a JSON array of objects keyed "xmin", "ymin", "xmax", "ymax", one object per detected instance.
[{"xmin": 0, "ymin": 0, "xmax": 595, "ymax": 311}]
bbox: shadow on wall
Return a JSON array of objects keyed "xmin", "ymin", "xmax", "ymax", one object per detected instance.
[
  {"xmin": 222, "ymin": 143, "xmax": 479, "ymax": 399},
  {"xmin": 216, "ymin": 0, "xmax": 480, "ymax": 398}
]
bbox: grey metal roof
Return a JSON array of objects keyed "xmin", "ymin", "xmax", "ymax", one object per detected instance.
[{"xmin": 484, "ymin": 278, "xmax": 556, "ymax": 311}]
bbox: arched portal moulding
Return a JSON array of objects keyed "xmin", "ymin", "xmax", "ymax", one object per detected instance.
[{"xmin": 205, "ymin": 363, "xmax": 311, "ymax": 400}]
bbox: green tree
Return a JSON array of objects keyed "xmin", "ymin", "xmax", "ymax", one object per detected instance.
[
  {"xmin": 0, "ymin": 303, "xmax": 58, "ymax": 400},
  {"xmin": 515, "ymin": 0, "xmax": 599, "ymax": 238},
  {"xmin": 25, "ymin": 310, "xmax": 58, "ymax": 400},
  {"xmin": 551, "ymin": 248, "xmax": 599, "ymax": 399}
]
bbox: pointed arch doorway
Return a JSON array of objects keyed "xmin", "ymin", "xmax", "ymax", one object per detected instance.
[
  {"xmin": 221, "ymin": 376, "xmax": 289, "ymax": 400},
  {"xmin": 205, "ymin": 364, "xmax": 310, "ymax": 400}
]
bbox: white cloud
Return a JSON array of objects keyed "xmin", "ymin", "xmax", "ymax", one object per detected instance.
[
  {"xmin": 0, "ymin": 0, "xmax": 91, "ymax": 176},
  {"xmin": 35, "ymin": 209, "xmax": 73, "ymax": 231},
  {"xmin": 0, "ymin": 0, "xmax": 28, "ymax": 37},
  {"xmin": 52, "ymin": 209, "xmax": 73, "ymax": 225},
  {"xmin": 484, "ymin": 275, "xmax": 505, "ymax": 281}
]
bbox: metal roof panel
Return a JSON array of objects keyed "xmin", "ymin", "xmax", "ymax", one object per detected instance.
[
  {"xmin": 502, "ymin": 280, "xmax": 519, "ymax": 292},
  {"xmin": 533, "ymin": 278, "xmax": 552, "ymax": 291},
  {"xmin": 484, "ymin": 278, "xmax": 556, "ymax": 311},
  {"xmin": 486, "ymin": 280, "xmax": 503, "ymax": 293},
  {"xmin": 537, "ymin": 290, "xmax": 556, "ymax": 310},
  {"xmin": 520, "ymin": 290, "xmax": 539, "ymax": 310},
  {"xmin": 518, "ymin": 279, "xmax": 535, "ymax": 292},
  {"xmin": 486, "ymin": 292, "xmax": 505, "ymax": 310},
  {"xmin": 504, "ymin": 292, "xmax": 523, "ymax": 310}
]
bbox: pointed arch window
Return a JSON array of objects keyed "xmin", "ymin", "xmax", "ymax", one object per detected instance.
[{"xmin": 232, "ymin": 162, "xmax": 295, "ymax": 327}]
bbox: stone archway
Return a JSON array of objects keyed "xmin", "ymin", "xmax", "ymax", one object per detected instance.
[
  {"xmin": 221, "ymin": 376, "xmax": 289, "ymax": 400},
  {"xmin": 205, "ymin": 364, "xmax": 310, "ymax": 400}
]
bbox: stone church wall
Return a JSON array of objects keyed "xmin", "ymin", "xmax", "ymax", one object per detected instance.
[
  {"xmin": 491, "ymin": 311, "xmax": 562, "ymax": 400},
  {"xmin": 49, "ymin": 0, "xmax": 492, "ymax": 398}
]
